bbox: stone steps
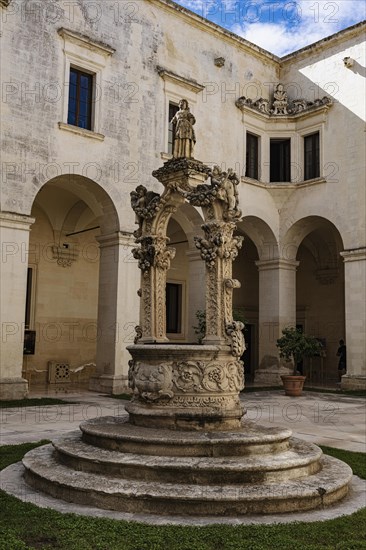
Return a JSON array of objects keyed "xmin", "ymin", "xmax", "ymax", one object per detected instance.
[
  {"xmin": 80, "ymin": 416, "xmax": 293, "ymax": 456},
  {"xmin": 53, "ymin": 432, "xmax": 322, "ymax": 484},
  {"xmin": 23, "ymin": 444, "xmax": 352, "ymax": 516}
]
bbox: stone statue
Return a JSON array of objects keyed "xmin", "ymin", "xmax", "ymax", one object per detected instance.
[
  {"xmin": 272, "ymin": 83, "xmax": 288, "ymax": 115},
  {"xmin": 213, "ymin": 166, "xmax": 241, "ymax": 219},
  {"xmin": 170, "ymin": 99, "xmax": 196, "ymax": 158}
]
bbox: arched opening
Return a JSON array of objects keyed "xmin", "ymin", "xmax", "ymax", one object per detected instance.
[
  {"xmin": 23, "ymin": 175, "xmax": 120, "ymax": 391},
  {"xmin": 233, "ymin": 234, "xmax": 259, "ymax": 383},
  {"xmin": 166, "ymin": 204, "xmax": 205, "ymax": 343},
  {"xmin": 234, "ymin": 216, "xmax": 278, "ymax": 383},
  {"xmin": 292, "ymin": 218, "xmax": 345, "ymax": 386}
]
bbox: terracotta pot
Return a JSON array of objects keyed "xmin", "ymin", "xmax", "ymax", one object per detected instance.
[{"xmin": 280, "ymin": 375, "xmax": 306, "ymax": 397}]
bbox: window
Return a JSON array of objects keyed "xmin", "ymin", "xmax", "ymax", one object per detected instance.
[
  {"xmin": 24, "ymin": 267, "xmax": 33, "ymax": 329},
  {"xmin": 304, "ymin": 132, "xmax": 320, "ymax": 180},
  {"xmin": 58, "ymin": 28, "xmax": 115, "ymax": 138},
  {"xmin": 270, "ymin": 138, "xmax": 291, "ymax": 182},
  {"xmin": 166, "ymin": 282, "xmax": 182, "ymax": 334},
  {"xmin": 168, "ymin": 102, "xmax": 179, "ymax": 154},
  {"xmin": 24, "ymin": 267, "xmax": 36, "ymax": 355},
  {"xmin": 245, "ymin": 133, "xmax": 259, "ymax": 179},
  {"xmin": 68, "ymin": 68, "xmax": 94, "ymax": 130}
]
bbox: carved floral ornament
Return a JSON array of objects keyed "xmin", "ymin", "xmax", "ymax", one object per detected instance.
[
  {"xmin": 128, "ymin": 359, "xmax": 244, "ymax": 404},
  {"xmin": 194, "ymin": 222, "xmax": 243, "ymax": 269},
  {"xmin": 235, "ymin": 83, "xmax": 333, "ymax": 117}
]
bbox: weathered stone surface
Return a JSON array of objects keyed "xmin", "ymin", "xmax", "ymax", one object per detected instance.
[
  {"xmin": 53, "ymin": 431, "xmax": 322, "ymax": 484},
  {"xmin": 0, "ymin": 378, "xmax": 28, "ymax": 400},
  {"xmin": 126, "ymin": 345, "xmax": 244, "ymax": 431},
  {"xmin": 80, "ymin": 417, "xmax": 292, "ymax": 456},
  {"xmin": 22, "ymin": 443, "xmax": 352, "ymax": 516}
]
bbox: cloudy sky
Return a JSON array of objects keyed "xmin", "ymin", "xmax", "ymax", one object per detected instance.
[{"xmin": 173, "ymin": 0, "xmax": 365, "ymax": 56}]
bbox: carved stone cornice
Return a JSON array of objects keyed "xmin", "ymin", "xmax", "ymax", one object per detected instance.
[
  {"xmin": 0, "ymin": 212, "xmax": 35, "ymax": 231},
  {"xmin": 153, "ymin": 158, "xmax": 211, "ymax": 181},
  {"xmin": 340, "ymin": 248, "xmax": 366, "ymax": 263},
  {"xmin": 255, "ymin": 259, "xmax": 300, "ymax": 272},
  {"xmin": 57, "ymin": 28, "xmax": 115, "ymax": 56},
  {"xmin": 157, "ymin": 67, "xmax": 205, "ymax": 93},
  {"xmin": 96, "ymin": 231, "xmax": 134, "ymax": 248},
  {"xmin": 236, "ymin": 94, "xmax": 332, "ymax": 120}
]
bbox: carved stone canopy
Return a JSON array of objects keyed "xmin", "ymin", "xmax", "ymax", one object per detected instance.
[
  {"xmin": 236, "ymin": 83, "xmax": 332, "ymax": 117},
  {"xmin": 128, "ymin": 107, "xmax": 246, "ymax": 430},
  {"xmin": 130, "ymin": 157, "xmax": 244, "ymax": 346}
]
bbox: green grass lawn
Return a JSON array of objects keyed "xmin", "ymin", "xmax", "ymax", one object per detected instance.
[{"xmin": 0, "ymin": 442, "xmax": 365, "ymax": 550}]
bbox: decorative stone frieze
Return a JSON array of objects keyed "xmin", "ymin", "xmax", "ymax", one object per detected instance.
[
  {"xmin": 126, "ymin": 345, "xmax": 244, "ymax": 428},
  {"xmin": 236, "ymin": 83, "xmax": 332, "ymax": 118}
]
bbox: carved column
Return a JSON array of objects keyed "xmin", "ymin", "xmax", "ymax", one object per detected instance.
[
  {"xmin": 195, "ymin": 221, "xmax": 243, "ymax": 345},
  {"xmin": 0, "ymin": 212, "xmax": 34, "ymax": 399},
  {"xmin": 136, "ymin": 235, "xmax": 175, "ymax": 343},
  {"xmin": 254, "ymin": 258, "xmax": 299, "ymax": 385},
  {"xmin": 340, "ymin": 248, "xmax": 366, "ymax": 390}
]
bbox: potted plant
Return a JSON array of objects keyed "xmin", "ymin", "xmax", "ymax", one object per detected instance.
[{"xmin": 276, "ymin": 327, "xmax": 323, "ymax": 396}]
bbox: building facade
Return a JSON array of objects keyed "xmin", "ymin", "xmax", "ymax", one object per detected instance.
[{"xmin": 1, "ymin": 0, "xmax": 365, "ymax": 399}]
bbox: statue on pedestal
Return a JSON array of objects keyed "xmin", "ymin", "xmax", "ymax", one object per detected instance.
[
  {"xmin": 272, "ymin": 83, "xmax": 289, "ymax": 115},
  {"xmin": 170, "ymin": 99, "xmax": 196, "ymax": 158}
]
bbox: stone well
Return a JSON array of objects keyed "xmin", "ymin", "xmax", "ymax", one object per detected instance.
[{"xmin": 21, "ymin": 102, "xmax": 352, "ymax": 519}]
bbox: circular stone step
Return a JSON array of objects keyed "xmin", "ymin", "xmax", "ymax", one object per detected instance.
[
  {"xmin": 53, "ymin": 432, "xmax": 322, "ymax": 484},
  {"xmin": 22, "ymin": 444, "xmax": 352, "ymax": 516},
  {"xmin": 80, "ymin": 417, "xmax": 293, "ymax": 457}
]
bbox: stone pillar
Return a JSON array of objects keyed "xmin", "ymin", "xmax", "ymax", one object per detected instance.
[
  {"xmin": 195, "ymin": 221, "xmax": 243, "ymax": 346},
  {"xmin": 340, "ymin": 248, "xmax": 366, "ymax": 390},
  {"xmin": 89, "ymin": 232, "xmax": 139, "ymax": 395},
  {"xmin": 186, "ymin": 249, "xmax": 205, "ymax": 341},
  {"xmin": 0, "ymin": 212, "xmax": 34, "ymax": 399},
  {"xmin": 254, "ymin": 258, "xmax": 299, "ymax": 385},
  {"xmin": 136, "ymin": 235, "xmax": 175, "ymax": 343}
]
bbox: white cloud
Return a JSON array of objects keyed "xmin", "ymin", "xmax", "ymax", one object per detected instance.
[
  {"xmin": 175, "ymin": 0, "xmax": 365, "ymax": 56},
  {"xmin": 176, "ymin": 0, "xmax": 203, "ymax": 10},
  {"xmin": 232, "ymin": 0, "xmax": 365, "ymax": 56},
  {"xmin": 174, "ymin": 0, "xmax": 239, "ymax": 18}
]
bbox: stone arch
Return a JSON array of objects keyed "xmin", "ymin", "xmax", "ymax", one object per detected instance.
[
  {"xmin": 237, "ymin": 216, "xmax": 279, "ymax": 261},
  {"xmin": 166, "ymin": 204, "xmax": 206, "ymax": 342},
  {"xmin": 234, "ymin": 216, "xmax": 278, "ymax": 382},
  {"xmin": 23, "ymin": 174, "xmax": 131, "ymax": 394},
  {"xmin": 170, "ymin": 203, "xmax": 204, "ymax": 249},
  {"xmin": 282, "ymin": 216, "xmax": 344, "ymax": 262},
  {"xmin": 30, "ymin": 174, "xmax": 120, "ymax": 235},
  {"xmin": 284, "ymin": 216, "xmax": 345, "ymax": 386}
]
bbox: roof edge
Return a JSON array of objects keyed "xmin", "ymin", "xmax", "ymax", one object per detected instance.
[
  {"xmin": 280, "ymin": 20, "xmax": 366, "ymax": 63},
  {"xmin": 148, "ymin": 0, "xmax": 280, "ymax": 64}
]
